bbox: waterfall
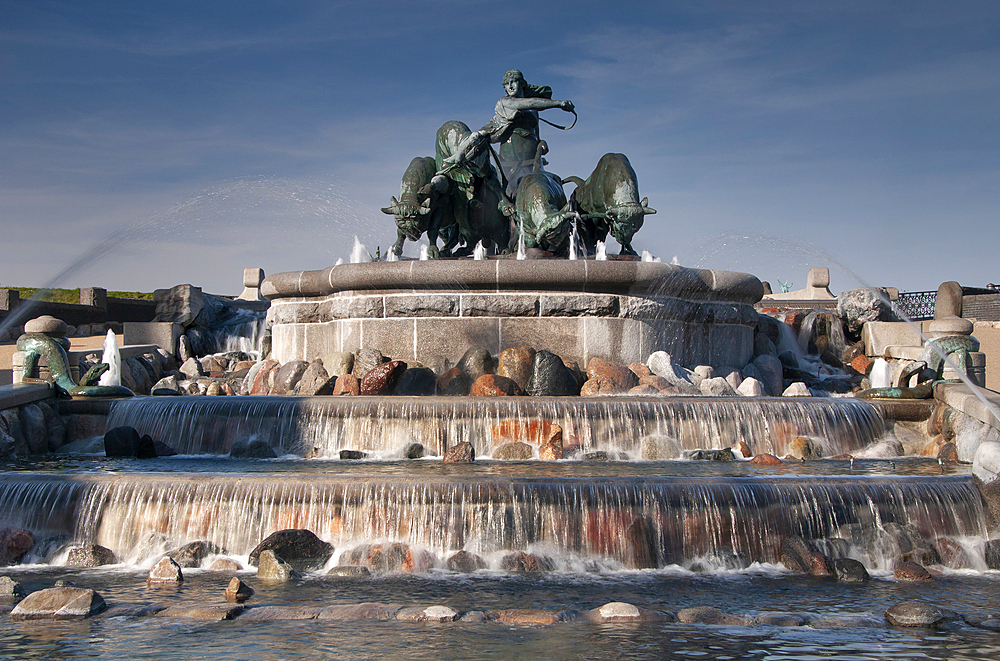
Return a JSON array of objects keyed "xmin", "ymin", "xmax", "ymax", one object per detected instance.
[
  {"xmin": 104, "ymin": 396, "xmax": 887, "ymax": 459},
  {"xmin": 0, "ymin": 473, "xmax": 984, "ymax": 570},
  {"xmin": 210, "ymin": 309, "xmax": 267, "ymax": 356}
]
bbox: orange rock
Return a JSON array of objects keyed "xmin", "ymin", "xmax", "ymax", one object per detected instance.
[
  {"xmin": 735, "ymin": 440, "xmax": 752, "ymax": 458},
  {"xmin": 333, "ymin": 374, "xmax": 360, "ymax": 396},
  {"xmin": 850, "ymin": 355, "xmax": 872, "ymax": 376},
  {"xmin": 470, "ymin": 374, "xmax": 523, "ymax": 397},
  {"xmin": 628, "ymin": 363, "xmax": 652, "ymax": 379},
  {"xmin": 250, "ymin": 359, "xmax": 279, "ymax": 395},
  {"xmin": 639, "ymin": 375, "xmax": 669, "ymax": 389},
  {"xmin": 360, "ymin": 360, "xmax": 407, "ymax": 396},
  {"xmin": 749, "ymin": 453, "xmax": 782, "ymax": 466},
  {"xmin": 580, "ymin": 375, "xmax": 624, "ymax": 396},
  {"xmin": 628, "ymin": 384, "xmax": 661, "ymax": 395},
  {"xmin": 497, "ymin": 347, "xmax": 535, "ymax": 390},
  {"xmin": 586, "ymin": 357, "xmax": 638, "ymax": 391},
  {"xmin": 538, "ymin": 437, "xmax": 563, "ymax": 460}
]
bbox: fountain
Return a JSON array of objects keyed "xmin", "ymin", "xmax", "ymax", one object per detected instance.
[{"xmin": 3, "ymin": 71, "xmax": 1000, "ymax": 660}]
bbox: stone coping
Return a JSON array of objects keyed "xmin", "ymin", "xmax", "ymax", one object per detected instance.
[
  {"xmin": 261, "ymin": 260, "xmax": 763, "ymax": 304},
  {"xmin": 935, "ymin": 382, "xmax": 1000, "ymax": 432},
  {"xmin": 0, "ymin": 382, "xmax": 54, "ymax": 410}
]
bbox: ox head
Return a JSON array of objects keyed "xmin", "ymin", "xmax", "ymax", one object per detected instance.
[
  {"xmin": 381, "ymin": 196, "xmax": 432, "ymax": 240},
  {"xmin": 605, "ymin": 196, "xmax": 656, "ymax": 245}
]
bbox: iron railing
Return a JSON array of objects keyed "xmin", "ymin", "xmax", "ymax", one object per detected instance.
[{"xmin": 894, "ymin": 290, "xmax": 936, "ymax": 321}]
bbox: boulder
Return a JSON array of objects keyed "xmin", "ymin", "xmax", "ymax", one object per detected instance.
[
  {"xmin": 293, "ymin": 360, "xmax": 335, "ymax": 395},
  {"xmin": 103, "ymin": 426, "xmax": 156, "ymax": 459},
  {"xmin": 256, "ymin": 549, "xmax": 302, "ymax": 581},
  {"xmin": 737, "ymin": 377, "xmax": 765, "ymax": 397},
  {"xmin": 0, "ymin": 575, "xmax": 25, "ymax": 603},
  {"xmin": 394, "ymin": 367, "xmax": 436, "ymax": 395},
  {"xmin": 333, "ymin": 374, "xmax": 361, "ymax": 396},
  {"xmin": 446, "ymin": 550, "xmax": 487, "ymax": 573},
  {"xmin": 185, "ymin": 326, "xmax": 217, "ymax": 357},
  {"xmin": 750, "ymin": 453, "xmax": 783, "ymax": 466},
  {"xmin": 248, "ymin": 529, "xmax": 334, "ymax": 571},
  {"xmin": 248, "ymin": 359, "xmax": 279, "ymax": 395},
  {"xmin": 676, "ymin": 606, "xmax": 747, "ymax": 625},
  {"xmin": 147, "ymin": 557, "xmax": 183, "ymax": 584},
  {"xmin": 152, "ymin": 375, "xmax": 181, "ymax": 395},
  {"xmin": 396, "ymin": 605, "xmax": 461, "ymax": 622},
  {"xmin": 838, "ymin": 287, "xmax": 895, "ymax": 334},
  {"xmin": 786, "ymin": 436, "xmax": 821, "ymax": 460},
  {"xmin": 751, "ymin": 354, "xmax": 784, "ymax": 397},
  {"xmin": 230, "ymin": 439, "xmax": 277, "ymax": 459},
  {"xmin": 443, "ymin": 441, "xmax": 475, "ymax": 463},
  {"xmin": 884, "ymin": 600, "xmax": 946, "ymax": 627},
  {"xmin": 155, "ymin": 604, "xmax": 244, "ymax": 620},
  {"xmin": 488, "ymin": 608, "xmax": 563, "ymax": 625},
  {"xmin": 340, "ymin": 449, "xmax": 367, "ymax": 460},
  {"xmin": 154, "ymin": 285, "xmax": 204, "ymax": 327},
  {"xmin": 832, "ymin": 557, "xmax": 870, "ymax": 583},
  {"xmin": 10, "ymin": 587, "xmax": 107, "ymax": 620},
  {"xmin": 166, "ymin": 540, "xmax": 222, "ymax": 568},
  {"xmin": 343, "ymin": 542, "xmax": 435, "ymax": 573},
  {"xmin": 209, "ymin": 558, "xmax": 241, "ymax": 572},
  {"xmin": 436, "ymin": 368, "xmax": 470, "ymax": 396},
  {"xmin": 224, "ymin": 577, "xmax": 254, "ymax": 603},
  {"xmin": 317, "ymin": 602, "xmax": 403, "ymax": 621},
  {"xmin": 67, "ymin": 544, "xmax": 117, "ymax": 567},
  {"xmin": 582, "ymin": 602, "xmax": 672, "ymax": 624},
  {"xmin": 271, "ymin": 360, "xmax": 309, "ymax": 395},
  {"xmin": 19, "ymin": 404, "xmax": 47, "ymax": 455},
  {"xmin": 586, "ymin": 357, "xmax": 638, "ymax": 392},
  {"xmin": 499, "ymin": 551, "xmax": 554, "ymax": 572},
  {"xmin": 352, "ymin": 348, "xmax": 388, "ymax": 379},
  {"xmin": 402, "ymin": 442, "xmax": 425, "ymax": 459},
  {"xmin": 493, "ymin": 441, "xmax": 534, "ymax": 460},
  {"xmin": 699, "ymin": 377, "xmax": 738, "ymax": 397},
  {"xmin": 985, "ymin": 539, "xmax": 1000, "ymax": 570},
  {"xmin": 359, "ymin": 360, "xmax": 407, "ymax": 396},
  {"xmin": 527, "ymin": 351, "xmax": 579, "ymax": 396},
  {"xmin": 780, "ymin": 536, "xmax": 832, "ymax": 576},
  {"xmin": 538, "ymin": 437, "xmax": 563, "ymax": 460},
  {"xmin": 0, "ymin": 528, "xmax": 34, "ymax": 565},
  {"xmin": 324, "ymin": 352, "xmax": 354, "ymax": 377},
  {"xmin": 640, "ymin": 434, "xmax": 681, "ymax": 460},
  {"xmin": 497, "ymin": 347, "xmax": 535, "ymax": 390},
  {"xmin": 327, "ymin": 565, "xmax": 372, "ymax": 577},
  {"xmin": 646, "ymin": 351, "xmax": 695, "ymax": 388},
  {"xmin": 492, "ymin": 420, "xmax": 562, "ymax": 447},
  {"xmin": 470, "ymin": 374, "xmax": 523, "ymax": 396},
  {"xmin": 179, "ymin": 357, "xmax": 205, "ymax": 380},
  {"xmin": 894, "ymin": 560, "xmax": 932, "ymax": 582},
  {"xmin": 457, "ymin": 347, "xmax": 494, "ymax": 383},
  {"xmin": 782, "ymin": 382, "xmax": 812, "ymax": 397}
]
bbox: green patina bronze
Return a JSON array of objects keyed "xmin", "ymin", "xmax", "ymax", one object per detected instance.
[
  {"xmin": 922, "ymin": 335, "xmax": 980, "ymax": 380},
  {"xmin": 17, "ymin": 333, "xmax": 133, "ymax": 398}
]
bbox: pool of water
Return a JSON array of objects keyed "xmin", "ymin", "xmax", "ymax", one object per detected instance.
[{"xmin": 3, "ymin": 565, "xmax": 1000, "ymax": 659}]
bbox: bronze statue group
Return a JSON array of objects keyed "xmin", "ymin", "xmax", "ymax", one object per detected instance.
[{"xmin": 382, "ymin": 70, "xmax": 655, "ymax": 259}]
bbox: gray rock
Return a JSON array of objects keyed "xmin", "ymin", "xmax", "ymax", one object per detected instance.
[
  {"xmin": 751, "ymin": 612, "xmax": 806, "ymax": 626},
  {"xmin": 147, "ymin": 557, "xmax": 183, "ymax": 584},
  {"xmin": 155, "ymin": 284, "xmax": 204, "ymax": 327},
  {"xmin": 647, "ymin": 351, "xmax": 695, "ymax": 387},
  {"xmin": 248, "ymin": 529, "xmax": 334, "ymax": 571},
  {"xmin": 855, "ymin": 439, "xmax": 905, "ymax": 459},
  {"xmin": 125, "ymin": 357, "xmax": 153, "ymax": 394},
  {"xmin": 640, "ymin": 434, "xmax": 681, "ymax": 460},
  {"xmin": 782, "ymin": 382, "xmax": 812, "ymax": 397},
  {"xmin": 394, "ymin": 367, "xmax": 437, "ymax": 395},
  {"xmin": 493, "ymin": 441, "xmax": 534, "ymax": 460},
  {"xmin": 443, "ymin": 442, "xmax": 475, "ymax": 463},
  {"xmin": 582, "ymin": 602, "xmax": 673, "ymax": 623},
  {"xmin": 0, "ymin": 429, "xmax": 15, "ymax": 458},
  {"xmin": 67, "ymin": 544, "xmax": 117, "ymax": 567},
  {"xmin": 721, "ymin": 368, "xmax": 744, "ymax": 391},
  {"xmin": 693, "ymin": 365, "xmax": 715, "ymax": 380},
  {"xmin": 239, "ymin": 606, "xmax": 320, "ymax": 621},
  {"xmin": 833, "ymin": 557, "xmax": 870, "ymax": 583},
  {"xmin": 179, "ymin": 357, "xmax": 205, "ymax": 380},
  {"xmin": 838, "ymin": 287, "xmax": 896, "ymax": 333},
  {"xmin": 155, "ymin": 604, "xmax": 243, "ymax": 620},
  {"xmin": 230, "ymin": 439, "xmax": 277, "ymax": 459},
  {"xmin": 353, "ymin": 348, "xmax": 388, "ymax": 379},
  {"xmin": 754, "ymin": 333, "xmax": 777, "ymax": 357},
  {"xmin": 167, "ymin": 540, "xmax": 222, "ymax": 568},
  {"xmin": 104, "ymin": 426, "xmax": 156, "ymax": 459},
  {"xmin": 185, "ymin": 326, "xmax": 217, "ymax": 357},
  {"xmin": 177, "ymin": 334, "xmax": 194, "ymax": 362},
  {"xmin": 256, "ymin": 550, "xmax": 301, "ymax": 581},
  {"xmin": 527, "ymin": 350, "xmax": 579, "ymax": 396},
  {"xmin": 752, "ymin": 354, "xmax": 784, "ymax": 396},
  {"xmin": 396, "ymin": 605, "xmax": 460, "ymax": 622},
  {"xmin": 884, "ymin": 600, "xmax": 946, "ymax": 627},
  {"xmin": 339, "ymin": 449, "xmax": 367, "ymax": 460},
  {"xmin": 402, "ymin": 442, "xmax": 425, "ymax": 459},
  {"xmin": 152, "ymin": 375, "xmax": 181, "ymax": 394},
  {"xmin": 10, "ymin": 587, "xmax": 107, "ymax": 620},
  {"xmin": 737, "ymin": 377, "xmax": 764, "ymax": 397},
  {"xmin": 271, "ymin": 360, "xmax": 309, "ymax": 394},
  {"xmin": 327, "ymin": 565, "xmax": 372, "ymax": 577},
  {"xmin": 19, "ymin": 404, "xmax": 47, "ymax": 455},
  {"xmin": 457, "ymin": 347, "xmax": 494, "ymax": 383},
  {"xmin": 0, "ymin": 576, "xmax": 25, "ymax": 603},
  {"xmin": 446, "ymin": 550, "xmax": 487, "ymax": 572},
  {"xmin": 699, "ymin": 376, "xmax": 738, "ymax": 397},
  {"xmin": 324, "ymin": 352, "xmax": 354, "ymax": 377},
  {"xmin": 294, "ymin": 360, "xmax": 335, "ymax": 396}
]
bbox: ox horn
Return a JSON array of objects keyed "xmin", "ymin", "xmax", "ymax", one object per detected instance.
[
  {"xmin": 418, "ymin": 198, "xmax": 432, "ymax": 215},
  {"xmin": 380, "ymin": 195, "xmax": 399, "ymax": 215},
  {"xmin": 641, "ymin": 197, "xmax": 656, "ymax": 215}
]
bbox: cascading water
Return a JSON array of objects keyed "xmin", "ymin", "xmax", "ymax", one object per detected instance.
[
  {"xmin": 473, "ymin": 241, "xmax": 487, "ymax": 260},
  {"xmin": 104, "ymin": 395, "xmax": 887, "ymax": 458},
  {"xmin": 97, "ymin": 329, "xmax": 121, "ymax": 387},
  {"xmin": 0, "ymin": 472, "xmax": 985, "ymax": 571},
  {"xmin": 210, "ymin": 308, "xmax": 267, "ymax": 356},
  {"xmin": 595, "ymin": 240, "xmax": 607, "ymax": 261}
]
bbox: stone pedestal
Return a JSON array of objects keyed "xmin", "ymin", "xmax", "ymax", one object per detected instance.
[{"xmin": 263, "ymin": 260, "xmax": 763, "ymax": 369}]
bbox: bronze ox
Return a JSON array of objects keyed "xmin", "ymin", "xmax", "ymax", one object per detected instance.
[
  {"xmin": 512, "ymin": 172, "xmax": 596, "ymax": 255},
  {"xmin": 565, "ymin": 153, "xmax": 655, "ymax": 256}
]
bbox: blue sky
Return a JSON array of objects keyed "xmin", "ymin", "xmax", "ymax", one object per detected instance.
[{"xmin": 2, "ymin": 1, "xmax": 998, "ymax": 295}]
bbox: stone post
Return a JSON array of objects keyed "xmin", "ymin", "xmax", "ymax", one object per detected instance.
[
  {"xmin": 0, "ymin": 289, "xmax": 20, "ymax": 311},
  {"xmin": 934, "ymin": 281, "xmax": 962, "ymax": 320},
  {"xmin": 80, "ymin": 287, "xmax": 107, "ymax": 311}
]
